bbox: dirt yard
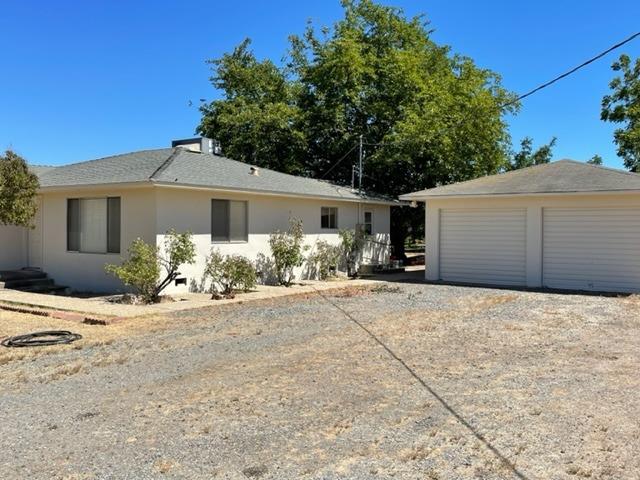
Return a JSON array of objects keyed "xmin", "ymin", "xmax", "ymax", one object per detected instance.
[{"xmin": 0, "ymin": 283, "xmax": 638, "ymax": 479}]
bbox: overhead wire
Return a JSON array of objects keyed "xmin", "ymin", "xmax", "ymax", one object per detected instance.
[{"xmin": 317, "ymin": 31, "xmax": 640, "ymax": 178}]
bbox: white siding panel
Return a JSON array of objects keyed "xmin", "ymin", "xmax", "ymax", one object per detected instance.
[
  {"xmin": 543, "ymin": 207, "xmax": 640, "ymax": 292},
  {"xmin": 440, "ymin": 209, "xmax": 527, "ymax": 286}
]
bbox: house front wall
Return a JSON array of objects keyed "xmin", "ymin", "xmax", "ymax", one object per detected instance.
[
  {"xmin": 424, "ymin": 193, "xmax": 640, "ymax": 291},
  {"xmin": 154, "ymin": 187, "xmax": 391, "ymax": 294},
  {"xmin": 33, "ymin": 185, "xmax": 390, "ymax": 293},
  {"xmin": 0, "ymin": 224, "xmax": 28, "ymax": 269},
  {"xmin": 38, "ymin": 187, "xmax": 156, "ymax": 292}
]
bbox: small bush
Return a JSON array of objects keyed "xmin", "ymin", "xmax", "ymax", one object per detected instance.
[
  {"xmin": 105, "ymin": 238, "xmax": 160, "ymax": 303},
  {"xmin": 269, "ymin": 217, "xmax": 307, "ymax": 286},
  {"xmin": 339, "ymin": 228, "xmax": 365, "ymax": 277},
  {"xmin": 203, "ymin": 249, "xmax": 257, "ymax": 298},
  {"xmin": 105, "ymin": 230, "xmax": 196, "ymax": 303},
  {"xmin": 308, "ymin": 240, "xmax": 341, "ymax": 280}
]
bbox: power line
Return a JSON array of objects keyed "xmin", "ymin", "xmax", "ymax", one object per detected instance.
[
  {"xmin": 320, "ymin": 143, "xmax": 358, "ymax": 179},
  {"xmin": 311, "ymin": 286, "xmax": 530, "ymax": 480},
  {"xmin": 503, "ymin": 30, "xmax": 640, "ymax": 107},
  {"xmin": 318, "ymin": 31, "xmax": 640, "ymax": 178}
]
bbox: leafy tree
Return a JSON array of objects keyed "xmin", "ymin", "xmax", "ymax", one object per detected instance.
[
  {"xmin": 106, "ymin": 230, "xmax": 196, "ymax": 303},
  {"xmin": 198, "ymin": 39, "xmax": 306, "ymax": 174},
  {"xmin": 199, "ymin": 0, "xmax": 519, "ymax": 258},
  {"xmin": 0, "ymin": 150, "xmax": 39, "ymax": 227},
  {"xmin": 508, "ymin": 137, "xmax": 557, "ymax": 170},
  {"xmin": 601, "ymin": 54, "xmax": 640, "ymax": 171},
  {"xmin": 268, "ymin": 218, "xmax": 307, "ymax": 286},
  {"xmin": 203, "ymin": 249, "xmax": 257, "ymax": 298},
  {"xmin": 587, "ymin": 154, "xmax": 603, "ymax": 165}
]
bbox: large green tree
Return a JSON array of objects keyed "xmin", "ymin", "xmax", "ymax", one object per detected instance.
[
  {"xmin": 0, "ymin": 150, "xmax": 39, "ymax": 227},
  {"xmin": 601, "ymin": 54, "xmax": 640, "ymax": 172},
  {"xmin": 199, "ymin": 0, "xmax": 520, "ymax": 257},
  {"xmin": 507, "ymin": 136, "xmax": 556, "ymax": 171},
  {"xmin": 198, "ymin": 39, "xmax": 306, "ymax": 174}
]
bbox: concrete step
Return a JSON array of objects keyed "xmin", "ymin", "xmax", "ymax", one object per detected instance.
[
  {"xmin": 2, "ymin": 277, "xmax": 54, "ymax": 289},
  {"xmin": 17, "ymin": 284, "xmax": 70, "ymax": 295},
  {"xmin": 0, "ymin": 269, "xmax": 69, "ymax": 295},
  {"xmin": 0, "ymin": 269, "xmax": 48, "ymax": 283}
]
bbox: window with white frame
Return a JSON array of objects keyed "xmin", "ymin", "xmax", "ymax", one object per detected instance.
[
  {"xmin": 363, "ymin": 210, "xmax": 373, "ymax": 235},
  {"xmin": 321, "ymin": 207, "xmax": 338, "ymax": 229},
  {"xmin": 211, "ymin": 199, "xmax": 248, "ymax": 242},
  {"xmin": 67, "ymin": 197, "xmax": 120, "ymax": 253}
]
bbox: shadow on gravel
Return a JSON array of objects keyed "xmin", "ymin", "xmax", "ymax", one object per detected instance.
[
  {"xmin": 313, "ymin": 287, "xmax": 531, "ymax": 480},
  {"xmin": 370, "ymin": 269, "xmax": 631, "ymax": 298}
]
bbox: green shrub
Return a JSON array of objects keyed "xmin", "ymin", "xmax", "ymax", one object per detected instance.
[
  {"xmin": 308, "ymin": 240, "xmax": 341, "ymax": 280},
  {"xmin": 268, "ymin": 217, "xmax": 307, "ymax": 286},
  {"xmin": 105, "ymin": 229, "xmax": 196, "ymax": 303},
  {"xmin": 203, "ymin": 249, "xmax": 257, "ymax": 298},
  {"xmin": 105, "ymin": 238, "xmax": 160, "ymax": 303},
  {"xmin": 339, "ymin": 228, "xmax": 365, "ymax": 277}
]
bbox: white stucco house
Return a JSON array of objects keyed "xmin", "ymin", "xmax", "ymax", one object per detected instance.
[
  {"xmin": 401, "ymin": 160, "xmax": 640, "ymax": 293},
  {"xmin": 0, "ymin": 138, "xmax": 395, "ymax": 293}
]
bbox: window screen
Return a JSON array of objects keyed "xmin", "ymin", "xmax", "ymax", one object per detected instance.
[
  {"xmin": 107, "ymin": 197, "xmax": 121, "ymax": 253},
  {"xmin": 321, "ymin": 207, "xmax": 338, "ymax": 229},
  {"xmin": 364, "ymin": 211, "xmax": 373, "ymax": 235},
  {"xmin": 212, "ymin": 199, "xmax": 248, "ymax": 242},
  {"xmin": 229, "ymin": 201, "xmax": 247, "ymax": 241},
  {"xmin": 67, "ymin": 197, "xmax": 120, "ymax": 253},
  {"xmin": 67, "ymin": 199, "xmax": 80, "ymax": 251}
]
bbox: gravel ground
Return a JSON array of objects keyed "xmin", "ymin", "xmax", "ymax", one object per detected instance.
[{"xmin": 0, "ymin": 282, "xmax": 639, "ymax": 479}]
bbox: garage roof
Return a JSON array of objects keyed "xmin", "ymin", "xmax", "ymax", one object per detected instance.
[{"xmin": 400, "ymin": 160, "xmax": 640, "ymax": 200}]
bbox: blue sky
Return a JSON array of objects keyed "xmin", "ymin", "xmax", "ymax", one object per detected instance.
[{"xmin": 1, "ymin": 1, "xmax": 639, "ymax": 169}]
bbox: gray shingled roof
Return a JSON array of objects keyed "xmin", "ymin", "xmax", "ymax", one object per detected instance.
[
  {"xmin": 37, "ymin": 147, "xmax": 397, "ymax": 204},
  {"xmin": 400, "ymin": 160, "xmax": 640, "ymax": 200},
  {"xmin": 29, "ymin": 165, "xmax": 57, "ymax": 177}
]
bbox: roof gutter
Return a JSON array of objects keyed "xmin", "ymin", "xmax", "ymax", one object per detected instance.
[
  {"xmin": 38, "ymin": 181, "xmax": 153, "ymax": 193},
  {"xmin": 400, "ymin": 189, "xmax": 640, "ymax": 202},
  {"xmin": 151, "ymin": 180, "xmax": 401, "ymax": 206}
]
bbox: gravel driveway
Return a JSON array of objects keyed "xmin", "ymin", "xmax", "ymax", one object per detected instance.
[{"xmin": 1, "ymin": 282, "xmax": 639, "ymax": 479}]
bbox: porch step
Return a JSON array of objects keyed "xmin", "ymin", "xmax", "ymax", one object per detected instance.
[
  {"xmin": 17, "ymin": 284, "xmax": 69, "ymax": 295},
  {"xmin": 0, "ymin": 269, "xmax": 69, "ymax": 295},
  {"xmin": 0, "ymin": 269, "xmax": 48, "ymax": 283},
  {"xmin": 1, "ymin": 277, "xmax": 54, "ymax": 289}
]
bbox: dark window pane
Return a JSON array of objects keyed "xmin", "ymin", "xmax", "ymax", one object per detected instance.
[
  {"xmin": 212, "ymin": 199, "xmax": 230, "ymax": 242},
  {"xmin": 321, "ymin": 207, "xmax": 329, "ymax": 229},
  {"xmin": 229, "ymin": 201, "xmax": 247, "ymax": 241},
  {"xmin": 364, "ymin": 211, "xmax": 372, "ymax": 235},
  {"xmin": 67, "ymin": 199, "xmax": 80, "ymax": 251},
  {"xmin": 322, "ymin": 207, "xmax": 337, "ymax": 229},
  {"xmin": 107, "ymin": 197, "xmax": 121, "ymax": 253}
]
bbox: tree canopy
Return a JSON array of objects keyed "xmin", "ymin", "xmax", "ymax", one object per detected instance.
[
  {"xmin": 0, "ymin": 150, "xmax": 39, "ymax": 227},
  {"xmin": 587, "ymin": 154, "xmax": 603, "ymax": 166},
  {"xmin": 198, "ymin": 0, "xmax": 523, "ymax": 255},
  {"xmin": 507, "ymin": 137, "xmax": 556, "ymax": 171},
  {"xmin": 601, "ymin": 54, "xmax": 640, "ymax": 172}
]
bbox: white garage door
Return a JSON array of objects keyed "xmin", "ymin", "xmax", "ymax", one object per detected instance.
[
  {"xmin": 543, "ymin": 207, "xmax": 640, "ymax": 292},
  {"xmin": 440, "ymin": 208, "xmax": 527, "ymax": 286}
]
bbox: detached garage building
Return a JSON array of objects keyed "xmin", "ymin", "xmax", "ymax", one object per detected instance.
[{"xmin": 400, "ymin": 160, "xmax": 640, "ymax": 293}]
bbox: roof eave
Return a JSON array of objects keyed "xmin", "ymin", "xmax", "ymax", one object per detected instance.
[
  {"xmin": 38, "ymin": 181, "xmax": 153, "ymax": 193},
  {"xmin": 400, "ymin": 189, "xmax": 640, "ymax": 201},
  {"xmin": 152, "ymin": 180, "xmax": 400, "ymax": 205}
]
